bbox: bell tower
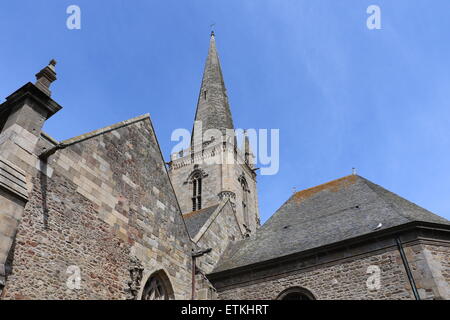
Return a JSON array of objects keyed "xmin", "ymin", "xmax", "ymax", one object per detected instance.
[{"xmin": 168, "ymin": 32, "xmax": 260, "ymax": 235}]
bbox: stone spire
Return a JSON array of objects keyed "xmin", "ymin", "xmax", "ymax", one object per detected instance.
[{"xmin": 192, "ymin": 32, "xmax": 234, "ymax": 146}]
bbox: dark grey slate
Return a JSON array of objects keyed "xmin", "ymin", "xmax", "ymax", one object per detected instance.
[
  {"xmin": 183, "ymin": 204, "xmax": 219, "ymax": 238},
  {"xmin": 214, "ymin": 175, "xmax": 449, "ymax": 273}
]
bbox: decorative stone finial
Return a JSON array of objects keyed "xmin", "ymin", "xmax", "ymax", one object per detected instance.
[{"xmin": 35, "ymin": 59, "xmax": 57, "ymax": 96}]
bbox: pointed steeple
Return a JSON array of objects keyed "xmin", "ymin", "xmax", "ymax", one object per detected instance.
[{"xmin": 192, "ymin": 32, "xmax": 234, "ymax": 145}]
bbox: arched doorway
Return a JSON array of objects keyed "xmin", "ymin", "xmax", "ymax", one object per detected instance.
[
  {"xmin": 141, "ymin": 270, "xmax": 174, "ymax": 300},
  {"xmin": 277, "ymin": 287, "xmax": 316, "ymax": 300}
]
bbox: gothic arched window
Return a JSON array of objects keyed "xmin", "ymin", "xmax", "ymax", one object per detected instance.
[
  {"xmin": 276, "ymin": 287, "xmax": 315, "ymax": 300},
  {"xmin": 142, "ymin": 271, "xmax": 174, "ymax": 300},
  {"xmin": 186, "ymin": 167, "xmax": 207, "ymax": 212},
  {"xmin": 192, "ymin": 171, "xmax": 202, "ymax": 211}
]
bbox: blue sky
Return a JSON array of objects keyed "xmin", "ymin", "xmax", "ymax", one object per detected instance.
[{"xmin": 1, "ymin": 1, "xmax": 450, "ymax": 223}]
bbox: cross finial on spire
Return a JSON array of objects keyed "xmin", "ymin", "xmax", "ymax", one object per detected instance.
[{"xmin": 210, "ymin": 23, "xmax": 215, "ymax": 37}]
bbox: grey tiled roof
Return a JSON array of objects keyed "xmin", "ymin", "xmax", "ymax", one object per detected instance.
[
  {"xmin": 214, "ymin": 175, "xmax": 449, "ymax": 273},
  {"xmin": 183, "ymin": 205, "xmax": 219, "ymax": 238}
]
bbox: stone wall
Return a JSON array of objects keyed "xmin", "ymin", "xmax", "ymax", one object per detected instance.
[
  {"xmin": 408, "ymin": 243, "xmax": 450, "ymax": 299},
  {"xmin": 215, "ymin": 241, "xmax": 450, "ymax": 300},
  {"xmin": 0, "ymin": 188, "xmax": 26, "ymax": 286},
  {"xmin": 169, "ymin": 141, "xmax": 260, "ymax": 234},
  {"xmin": 0, "ymin": 82, "xmax": 59, "ymax": 291},
  {"xmin": 2, "ymin": 116, "xmax": 195, "ymax": 299},
  {"xmin": 193, "ymin": 201, "xmax": 244, "ymax": 300},
  {"xmin": 195, "ymin": 201, "xmax": 243, "ymax": 274},
  {"xmin": 216, "ymin": 247, "xmax": 414, "ymax": 300},
  {"xmin": 3, "ymin": 172, "xmax": 130, "ymax": 299},
  {"xmin": 169, "ymin": 157, "xmax": 223, "ymax": 214},
  {"xmin": 426, "ymin": 244, "xmax": 450, "ymax": 285},
  {"xmin": 229, "ymin": 161, "xmax": 259, "ymax": 232}
]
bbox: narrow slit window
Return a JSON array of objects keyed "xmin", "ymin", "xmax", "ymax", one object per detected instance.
[
  {"xmin": 191, "ymin": 172, "xmax": 203, "ymax": 211},
  {"xmin": 241, "ymin": 177, "xmax": 249, "ymax": 226}
]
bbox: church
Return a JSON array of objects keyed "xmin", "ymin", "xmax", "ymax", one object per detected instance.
[{"xmin": 0, "ymin": 32, "xmax": 449, "ymax": 300}]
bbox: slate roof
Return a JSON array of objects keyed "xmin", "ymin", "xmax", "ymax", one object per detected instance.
[
  {"xmin": 183, "ymin": 204, "xmax": 219, "ymax": 238},
  {"xmin": 213, "ymin": 175, "xmax": 449, "ymax": 273}
]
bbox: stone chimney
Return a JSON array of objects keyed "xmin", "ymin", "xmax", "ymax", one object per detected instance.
[
  {"xmin": 0, "ymin": 60, "xmax": 61, "ymax": 140},
  {"xmin": 0, "ymin": 60, "xmax": 62, "ymax": 290}
]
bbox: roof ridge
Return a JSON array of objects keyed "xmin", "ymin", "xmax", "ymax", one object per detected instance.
[
  {"xmin": 183, "ymin": 204, "xmax": 219, "ymax": 219},
  {"xmin": 361, "ymin": 177, "xmax": 447, "ymax": 224},
  {"xmin": 256, "ymin": 175, "xmax": 359, "ymax": 231},
  {"xmin": 361, "ymin": 177, "xmax": 413, "ymax": 223},
  {"xmin": 193, "ymin": 199, "xmax": 244, "ymax": 243},
  {"xmin": 61, "ymin": 114, "xmax": 150, "ymax": 145},
  {"xmin": 292, "ymin": 175, "xmax": 356, "ymax": 200}
]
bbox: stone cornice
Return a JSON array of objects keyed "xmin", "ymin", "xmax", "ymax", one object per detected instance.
[
  {"xmin": 1, "ymin": 82, "xmax": 62, "ymax": 119},
  {"xmin": 169, "ymin": 141, "xmax": 256, "ymax": 178}
]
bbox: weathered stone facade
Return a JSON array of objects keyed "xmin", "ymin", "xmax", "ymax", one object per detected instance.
[
  {"xmin": 1, "ymin": 111, "xmax": 196, "ymax": 299},
  {"xmin": 187, "ymin": 200, "xmax": 244, "ymax": 300},
  {"xmin": 169, "ymin": 142, "xmax": 259, "ymax": 235},
  {"xmin": 169, "ymin": 32, "xmax": 260, "ymax": 236},
  {"xmin": 216, "ymin": 248, "xmax": 415, "ymax": 300},
  {"xmin": 1, "ymin": 34, "xmax": 449, "ymax": 301},
  {"xmin": 409, "ymin": 243, "xmax": 450, "ymax": 299},
  {"xmin": 211, "ymin": 233, "xmax": 450, "ymax": 300},
  {"xmin": 0, "ymin": 70, "xmax": 62, "ymax": 291}
]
